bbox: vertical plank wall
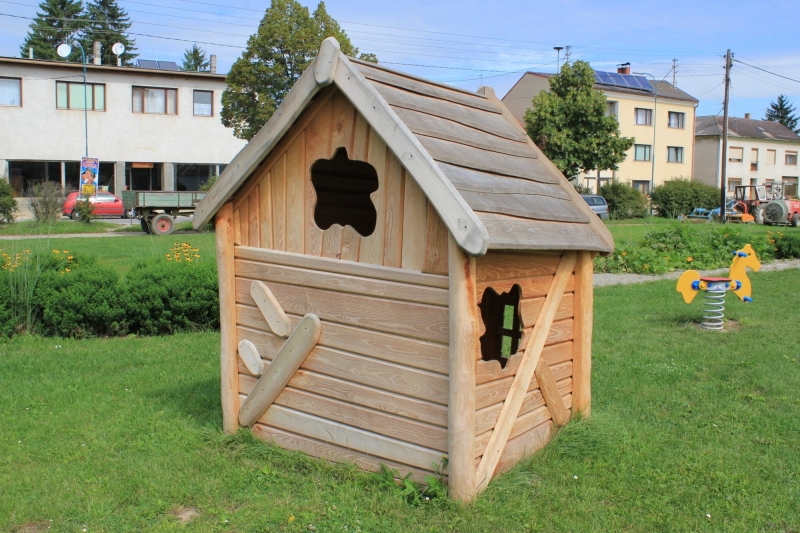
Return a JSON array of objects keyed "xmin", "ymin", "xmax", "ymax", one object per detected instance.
[
  {"xmin": 229, "ymin": 86, "xmax": 448, "ymax": 275},
  {"xmin": 472, "ymin": 251, "xmax": 576, "ymax": 478}
]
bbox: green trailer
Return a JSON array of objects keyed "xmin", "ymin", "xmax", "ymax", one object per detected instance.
[{"xmin": 122, "ymin": 191, "xmax": 206, "ymax": 235}]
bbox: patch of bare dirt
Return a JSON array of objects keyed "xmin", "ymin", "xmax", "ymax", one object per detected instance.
[
  {"xmin": 13, "ymin": 521, "xmax": 50, "ymax": 533},
  {"xmin": 170, "ymin": 507, "xmax": 201, "ymax": 523}
]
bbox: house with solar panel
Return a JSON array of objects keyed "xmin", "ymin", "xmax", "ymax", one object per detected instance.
[
  {"xmin": 502, "ymin": 63, "xmax": 698, "ymax": 194},
  {"xmin": 0, "ymin": 51, "xmax": 245, "ymax": 198}
]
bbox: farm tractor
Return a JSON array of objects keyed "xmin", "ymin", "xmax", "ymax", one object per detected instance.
[{"xmin": 731, "ymin": 182, "xmax": 800, "ymax": 226}]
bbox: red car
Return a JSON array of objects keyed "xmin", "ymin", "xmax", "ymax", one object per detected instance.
[{"xmin": 62, "ymin": 191, "xmax": 126, "ymax": 219}]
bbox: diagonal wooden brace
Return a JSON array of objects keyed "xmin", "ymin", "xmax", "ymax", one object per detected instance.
[
  {"xmin": 238, "ymin": 313, "xmax": 321, "ymax": 427},
  {"xmin": 474, "ymin": 251, "xmax": 577, "ymax": 492}
]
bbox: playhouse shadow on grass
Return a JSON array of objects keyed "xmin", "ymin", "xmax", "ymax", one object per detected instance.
[{"xmin": 194, "ymin": 38, "xmax": 614, "ymax": 501}]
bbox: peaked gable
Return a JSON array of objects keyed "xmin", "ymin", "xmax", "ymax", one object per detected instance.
[{"xmin": 194, "ymin": 38, "xmax": 613, "ymax": 256}]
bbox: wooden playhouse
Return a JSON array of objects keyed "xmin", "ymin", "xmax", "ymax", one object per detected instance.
[{"xmin": 193, "ymin": 38, "xmax": 614, "ymax": 501}]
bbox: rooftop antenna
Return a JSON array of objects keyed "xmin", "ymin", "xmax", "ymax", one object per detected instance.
[
  {"xmin": 565, "ymin": 46, "xmax": 572, "ymax": 64},
  {"xmin": 554, "ymin": 46, "xmax": 564, "ymax": 72}
]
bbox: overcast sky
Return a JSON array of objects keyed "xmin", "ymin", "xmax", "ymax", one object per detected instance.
[{"xmin": 1, "ymin": 0, "xmax": 798, "ymax": 119}]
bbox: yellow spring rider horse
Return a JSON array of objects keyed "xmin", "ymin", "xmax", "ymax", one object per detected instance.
[{"xmin": 676, "ymin": 244, "xmax": 761, "ymax": 329}]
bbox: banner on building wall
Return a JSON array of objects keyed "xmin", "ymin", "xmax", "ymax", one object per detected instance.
[{"xmin": 79, "ymin": 157, "xmax": 99, "ymax": 198}]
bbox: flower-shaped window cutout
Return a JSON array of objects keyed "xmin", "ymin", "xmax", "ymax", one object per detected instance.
[{"xmin": 478, "ymin": 285, "xmax": 522, "ymax": 368}]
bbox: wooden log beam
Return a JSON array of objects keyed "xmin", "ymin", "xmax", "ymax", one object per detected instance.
[
  {"xmin": 239, "ymin": 314, "xmax": 322, "ymax": 427},
  {"xmin": 238, "ymin": 339, "xmax": 264, "ymax": 376},
  {"xmin": 474, "ymin": 251, "xmax": 577, "ymax": 492},
  {"xmin": 572, "ymin": 251, "xmax": 593, "ymax": 416},
  {"xmin": 447, "ymin": 235, "xmax": 478, "ymax": 502},
  {"xmin": 533, "ymin": 358, "xmax": 570, "ymax": 427},
  {"xmin": 250, "ymin": 280, "xmax": 292, "ymax": 338},
  {"xmin": 216, "ymin": 202, "xmax": 239, "ymax": 434}
]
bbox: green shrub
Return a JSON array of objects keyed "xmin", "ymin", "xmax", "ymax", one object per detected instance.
[
  {"xmin": 651, "ymin": 178, "xmax": 721, "ymax": 218},
  {"xmin": 0, "ymin": 178, "xmax": 17, "ymax": 224},
  {"xmin": 124, "ymin": 257, "xmax": 219, "ymax": 335},
  {"xmin": 597, "ymin": 181, "xmax": 648, "ymax": 219},
  {"xmin": 74, "ymin": 199, "xmax": 95, "ymax": 223},
  {"xmin": 29, "ymin": 181, "xmax": 64, "ymax": 224},
  {"xmin": 199, "ymin": 174, "xmax": 218, "ymax": 191},
  {"xmin": 31, "ymin": 253, "xmax": 127, "ymax": 337},
  {"xmin": 773, "ymin": 231, "xmax": 800, "ymax": 259},
  {"xmin": 595, "ymin": 223, "xmax": 776, "ymax": 274}
]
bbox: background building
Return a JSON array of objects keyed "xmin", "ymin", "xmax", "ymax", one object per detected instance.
[
  {"xmin": 502, "ymin": 64, "xmax": 698, "ymax": 193},
  {"xmin": 694, "ymin": 114, "xmax": 800, "ymax": 194},
  {"xmin": 0, "ymin": 55, "xmax": 245, "ymax": 196}
]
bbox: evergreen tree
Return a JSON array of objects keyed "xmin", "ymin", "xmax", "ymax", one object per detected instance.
[
  {"xmin": 181, "ymin": 44, "xmax": 209, "ymax": 72},
  {"xmin": 80, "ymin": 0, "xmax": 137, "ymax": 65},
  {"xmin": 764, "ymin": 94, "xmax": 799, "ymax": 133},
  {"xmin": 524, "ymin": 61, "xmax": 634, "ymax": 180},
  {"xmin": 20, "ymin": 0, "xmax": 87, "ymax": 62},
  {"xmin": 221, "ymin": 0, "xmax": 376, "ymax": 140}
]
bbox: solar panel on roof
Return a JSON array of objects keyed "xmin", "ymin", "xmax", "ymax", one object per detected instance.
[
  {"xmin": 137, "ymin": 59, "xmax": 159, "ymax": 69},
  {"xmin": 158, "ymin": 61, "xmax": 179, "ymax": 71},
  {"xmin": 594, "ymin": 70, "xmax": 654, "ymax": 92}
]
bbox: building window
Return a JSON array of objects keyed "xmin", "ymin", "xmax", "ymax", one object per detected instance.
[
  {"xmin": 0, "ymin": 77, "xmax": 21, "ymax": 106},
  {"xmin": 766, "ymin": 149, "xmax": 777, "ymax": 165},
  {"xmin": 606, "ymin": 101, "xmax": 617, "ymax": 117},
  {"xmin": 786, "ymin": 152, "xmax": 797, "ymax": 165},
  {"xmin": 193, "ymin": 90, "xmax": 212, "ymax": 116},
  {"xmin": 668, "ymin": 111, "xmax": 685, "ymax": 129},
  {"xmin": 478, "ymin": 285, "xmax": 522, "ymax": 369},
  {"xmin": 634, "ymin": 144, "xmax": 651, "ymax": 161},
  {"xmin": 632, "ymin": 180, "xmax": 650, "ymax": 194},
  {"xmin": 56, "ymin": 81, "xmax": 105, "ymax": 111},
  {"xmin": 667, "ymin": 146, "xmax": 684, "ymax": 163},
  {"xmin": 132, "ymin": 86, "xmax": 177, "ymax": 114},
  {"xmin": 176, "ymin": 164, "xmax": 217, "ymax": 190},
  {"xmin": 728, "ymin": 178, "xmax": 742, "ymax": 192},
  {"xmin": 750, "ymin": 148, "xmax": 758, "ymax": 171},
  {"xmin": 729, "ymin": 147, "xmax": 743, "ymax": 162},
  {"xmin": 634, "ymin": 108, "xmax": 652, "ymax": 125}
]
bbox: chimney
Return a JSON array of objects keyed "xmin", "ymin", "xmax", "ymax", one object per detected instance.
[
  {"xmin": 744, "ymin": 113, "xmax": 751, "ymax": 120},
  {"xmin": 93, "ymin": 41, "xmax": 102, "ymax": 65},
  {"xmin": 617, "ymin": 62, "xmax": 631, "ymax": 75},
  {"xmin": 210, "ymin": 54, "xmax": 217, "ymax": 74},
  {"xmin": 28, "ymin": 46, "xmax": 33, "ymax": 59}
]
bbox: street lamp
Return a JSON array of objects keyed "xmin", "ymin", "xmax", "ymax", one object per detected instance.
[
  {"xmin": 56, "ymin": 41, "xmax": 88, "ymax": 158},
  {"xmin": 633, "ymin": 72, "xmax": 658, "ymax": 203}
]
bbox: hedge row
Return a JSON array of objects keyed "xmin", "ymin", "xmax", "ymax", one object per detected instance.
[
  {"xmin": 0, "ymin": 249, "xmax": 218, "ymax": 338},
  {"xmin": 652, "ymin": 179, "xmax": 721, "ymax": 218}
]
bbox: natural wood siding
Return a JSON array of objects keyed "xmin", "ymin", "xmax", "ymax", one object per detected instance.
[
  {"xmin": 232, "ymin": 247, "xmax": 449, "ymax": 481},
  {"xmin": 230, "ymin": 87, "xmax": 445, "ymax": 272},
  {"xmin": 472, "ymin": 251, "xmax": 576, "ymax": 471}
]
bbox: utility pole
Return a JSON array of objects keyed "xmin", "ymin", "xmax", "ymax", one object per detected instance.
[
  {"xmin": 720, "ymin": 49, "xmax": 733, "ymax": 224},
  {"xmin": 672, "ymin": 58, "xmax": 678, "ymax": 87}
]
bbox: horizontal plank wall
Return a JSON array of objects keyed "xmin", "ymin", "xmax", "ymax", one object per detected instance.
[
  {"xmin": 230, "ymin": 87, "xmax": 445, "ymax": 273},
  {"xmin": 233, "ymin": 247, "xmax": 450, "ymax": 481},
  {"xmin": 472, "ymin": 251, "xmax": 576, "ymax": 480}
]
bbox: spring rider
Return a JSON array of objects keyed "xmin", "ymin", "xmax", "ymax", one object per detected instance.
[{"xmin": 676, "ymin": 244, "xmax": 761, "ymax": 330}]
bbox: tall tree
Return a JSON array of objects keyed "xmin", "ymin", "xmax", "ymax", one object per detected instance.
[
  {"xmin": 20, "ymin": 0, "xmax": 87, "ymax": 62},
  {"xmin": 221, "ymin": 0, "xmax": 377, "ymax": 141},
  {"xmin": 764, "ymin": 94, "xmax": 799, "ymax": 133},
  {"xmin": 80, "ymin": 0, "xmax": 137, "ymax": 65},
  {"xmin": 524, "ymin": 61, "xmax": 634, "ymax": 180},
  {"xmin": 181, "ymin": 44, "xmax": 209, "ymax": 72}
]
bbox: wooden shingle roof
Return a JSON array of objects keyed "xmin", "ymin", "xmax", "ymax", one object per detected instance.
[{"xmin": 194, "ymin": 38, "xmax": 614, "ymax": 256}]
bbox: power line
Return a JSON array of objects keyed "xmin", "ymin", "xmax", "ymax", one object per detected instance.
[{"xmin": 733, "ymin": 58, "xmax": 800, "ymax": 86}]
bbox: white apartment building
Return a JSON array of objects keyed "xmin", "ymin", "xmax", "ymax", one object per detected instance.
[
  {"xmin": 0, "ymin": 56, "xmax": 246, "ymax": 196},
  {"xmin": 694, "ymin": 114, "xmax": 800, "ymax": 194}
]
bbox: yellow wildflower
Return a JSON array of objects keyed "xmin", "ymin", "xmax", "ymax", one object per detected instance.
[
  {"xmin": 166, "ymin": 256, "xmax": 172, "ymax": 261},
  {"xmin": 687, "ymin": 257, "xmax": 693, "ymax": 262},
  {"xmin": 63, "ymin": 250, "xmax": 69, "ymax": 254},
  {"xmin": 65, "ymin": 268, "xmax": 70, "ymax": 272},
  {"xmin": 193, "ymin": 254, "xmax": 200, "ymax": 258},
  {"xmin": 52, "ymin": 250, "xmax": 60, "ymax": 254},
  {"xmin": 621, "ymin": 251, "xmax": 627, "ymax": 256},
  {"xmin": 24, "ymin": 249, "xmax": 31, "ymax": 253},
  {"xmin": 186, "ymin": 257, "xmax": 192, "ymax": 262}
]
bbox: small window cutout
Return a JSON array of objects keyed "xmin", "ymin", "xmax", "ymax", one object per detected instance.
[
  {"xmin": 311, "ymin": 147, "xmax": 379, "ymax": 236},
  {"xmin": 478, "ymin": 285, "xmax": 522, "ymax": 368}
]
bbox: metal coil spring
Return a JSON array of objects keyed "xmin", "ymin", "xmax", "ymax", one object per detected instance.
[{"xmin": 702, "ymin": 288, "xmax": 726, "ymax": 330}]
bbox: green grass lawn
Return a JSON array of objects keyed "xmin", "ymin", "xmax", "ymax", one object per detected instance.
[
  {"xmin": 606, "ymin": 217, "xmax": 800, "ymax": 244},
  {"xmin": 0, "ymin": 232, "xmax": 216, "ymax": 276},
  {"xmin": 2, "ymin": 269, "xmax": 798, "ymax": 531},
  {"xmin": 0, "ymin": 220, "xmax": 122, "ymax": 235}
]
